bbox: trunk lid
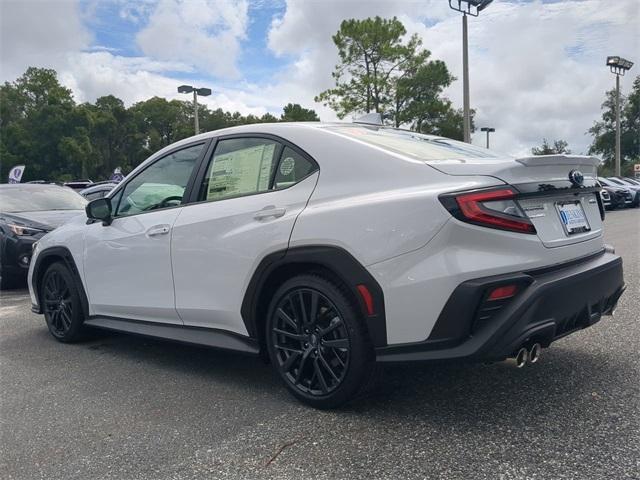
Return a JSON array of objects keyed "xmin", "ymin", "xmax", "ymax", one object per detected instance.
[
  {"xmin": 426, "ymin": 154, "xmax": 603, "ymax": 248},
  {"xmin": 425, "ymin": 154, "xmax": 599, "ymax": 185}
]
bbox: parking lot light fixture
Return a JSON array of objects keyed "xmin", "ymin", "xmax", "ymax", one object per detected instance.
[
  {"xmin": 178, "ymin": 85, "xmax": 212, "ymax": 135},
  {"xmin": 606, "ymin": 56, "xmax": 634, "ymax": 176},
  {"xmin": 480, "ymin": 126, "xmax": 495, "ymax": 149},
  {"xmin": 449, "ymin": 0, "xmax": 494, "ymax": 144}
]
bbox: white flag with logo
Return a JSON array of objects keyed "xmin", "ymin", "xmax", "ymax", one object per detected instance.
[{"xmin": 8, "ymin": 165, "xmax": 25, "ymax": 184}]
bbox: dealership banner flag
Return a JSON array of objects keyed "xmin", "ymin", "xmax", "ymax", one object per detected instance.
[{"xmin": 8, "ymin": 165, "xmax": 25, "ymax": 183}]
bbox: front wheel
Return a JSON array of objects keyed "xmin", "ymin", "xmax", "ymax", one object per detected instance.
[
  {"xmin": 266, "ymin": 274, "xmax": 374, "ymax": 409},
  {"xmin": 40, "ymin": 262, "xmax": 85, "ymax": 342}
]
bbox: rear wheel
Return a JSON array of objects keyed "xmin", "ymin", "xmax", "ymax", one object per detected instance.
[
  {"xmin": 40, "ymin": 262, "xmax": 85, "ymax": 342},
  {"xmin": 266, "ymin": 274, "xmax": 374, "ymax": 409}
]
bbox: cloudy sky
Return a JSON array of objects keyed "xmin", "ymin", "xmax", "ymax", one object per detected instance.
[{"xmin": 1, "ymin": 0, "xmax": 638, "ymax": 155}]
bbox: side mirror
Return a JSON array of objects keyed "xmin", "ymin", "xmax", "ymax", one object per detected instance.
[{"xmin": 86, "ymin": 198, "xmax": 112, "ymax": 225}]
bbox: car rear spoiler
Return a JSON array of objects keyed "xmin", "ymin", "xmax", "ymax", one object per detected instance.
[{"xmin": 516, "ymin": 155, "xmax": 601, "ymax": 168}]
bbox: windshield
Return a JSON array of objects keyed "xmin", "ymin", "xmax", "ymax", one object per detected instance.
[
  {"xmin": 607, "ymin": 178, "xmax": 626, "ymax": 186},
  {"xmin": 325, "ymin": 125, "xmax": 500, "ymax": 161},
  {"xmin": 0, "ymin": 185, "xmax": 87, "ymax": 213},
  {"xmin": 598, "ymin": 178, "xmax": 612, "ymax": 186}
]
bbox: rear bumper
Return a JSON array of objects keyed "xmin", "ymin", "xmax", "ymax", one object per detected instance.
[{"xmin": 376, "ymin": 250, "xmax": 624, "ymax": 363}]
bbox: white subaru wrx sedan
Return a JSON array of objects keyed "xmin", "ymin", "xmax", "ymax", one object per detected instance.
[{"xmin": 28, "ymin": 122, "xmax": 625, "ymax": 408}]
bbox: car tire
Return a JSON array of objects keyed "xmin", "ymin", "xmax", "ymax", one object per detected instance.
[
  {"xmin": 266, "ymin": 273, "xmax": 375, "ymax": 409},
  {"xmin": 40, "ymin": 262, "xmax": 85, "ymax": 342}
]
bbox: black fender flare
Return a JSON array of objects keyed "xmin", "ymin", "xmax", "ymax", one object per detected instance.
[
  {"xmin": 241, "ymin": 245, "xmax": 387, "ymax": 347},
  {"xmin": 31, "ymin": 246, "xmax": 89, "ymax": 318}
]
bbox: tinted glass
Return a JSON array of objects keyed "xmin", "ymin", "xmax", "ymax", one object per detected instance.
[
  {"xmin": 116, "ymin": 143, "xmax": 203, "ymax": 217},
  {"xmin": 326, "ymin": 125, "xmax": 499, "ymax": 160},
  {"xmin": 273, "ymin": 146, "xmax": 316, "ymax": 189},
  {"xmin": 598, "ymin": 178, "xmax": 612, "ymax": 186},
  {"xmin": 0, "ymin": 185, "xmax": 87, "ymax": 213},
  {"xmin": 199, "ymin": 138, "xmax": 278, "ymax": 201},
  {"xmin": 84, "ymin": 189, "xmax": 109, "ymax": 201}
]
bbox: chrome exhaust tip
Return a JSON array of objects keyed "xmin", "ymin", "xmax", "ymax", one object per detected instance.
[
  {"xmin": 514, "ymin": 347, "xmax": 528, "ymax": 368},
  {"xmin": 528, "ymin": 343, "xmax": 541, "ymax": 364}
]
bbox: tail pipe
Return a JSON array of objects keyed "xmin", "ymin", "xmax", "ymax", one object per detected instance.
[
  {"xmin": 506, "ymin": 343, "xmax": 541, "ymax": 368},
  {"xmin": 506, "ymin": 347, "xmax": 528, "ymax": 368},
  {"xmin": 528, "ymin": 343, "xmax": 541, "ymax": 364}
]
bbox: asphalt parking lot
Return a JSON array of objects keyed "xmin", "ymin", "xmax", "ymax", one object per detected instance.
[{"xmin": 1, "ymin": 209, "xmax": 638, "ymax": 480}]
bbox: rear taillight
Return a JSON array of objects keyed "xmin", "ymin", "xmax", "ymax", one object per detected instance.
[{"xmin": 440, "ymin": 187, "xmax": 536, "ymax": 234}]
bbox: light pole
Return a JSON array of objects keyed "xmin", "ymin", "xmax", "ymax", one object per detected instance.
[
  {"xmin": 606, "ymin": 56, "xmax": 633, "ymax": 176},
  {"xmin": 178, "ymin": 85, "xmax": 212, "ymax": 135},
  {"xmin": 449, "ymin": 0, "xmax": 493, "ymax": 144},
  {"xmin": 480, "ymin": 126, "xmax": 495, "ymax": 148}
]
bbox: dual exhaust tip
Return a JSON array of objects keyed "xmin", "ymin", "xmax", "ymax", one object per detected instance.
[{"xmin": 511, "ymin": 343, "xmax": 541, "ymax": 368}]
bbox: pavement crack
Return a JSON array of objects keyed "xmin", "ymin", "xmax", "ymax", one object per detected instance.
[{"xmin": 264, "ymin": 438, "xmax": 302, "ymax": 467}]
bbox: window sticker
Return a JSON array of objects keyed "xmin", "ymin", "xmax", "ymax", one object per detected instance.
[{"xmin": 207, "ymin": 143, "xmax": 275, "ymax": 200}]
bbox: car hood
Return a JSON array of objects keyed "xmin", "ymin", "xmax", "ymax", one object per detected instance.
[{"xmin": 1, "ymin": 210, "xmax": 85, "ymax": 231}]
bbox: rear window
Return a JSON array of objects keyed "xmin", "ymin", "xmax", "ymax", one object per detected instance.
[{"xmin": 325, "ymin": 125, "xmax": 499, "ymax": 161}]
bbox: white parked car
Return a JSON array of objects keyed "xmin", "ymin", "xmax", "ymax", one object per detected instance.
[{"xmin": 28, "ymin": 122, "xmax": 625, "ymax": 408}]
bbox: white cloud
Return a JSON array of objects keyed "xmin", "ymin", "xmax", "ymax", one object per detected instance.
[
  {"xmin": 265, "ymin": 0, "xmax": 640, "ymax": 155},
  {"xmin": 1, "ymin": 0, "xmax": 638, "ymax": 157},
  {"xmin": 136, "ymin": 0, "xmax": 249, "ymax": 79},
  {"xmin": 0, "ymin": 0, "xmax": 91, "ymax": 81},
  {"xmin": 63, "ymin": 51, "xmax": 266, "ymax": 117}
]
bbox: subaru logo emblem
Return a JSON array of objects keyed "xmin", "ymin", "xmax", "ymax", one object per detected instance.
[{"xmin": 569, "ymin": 170, "xmax": 584, "ymax": 186}]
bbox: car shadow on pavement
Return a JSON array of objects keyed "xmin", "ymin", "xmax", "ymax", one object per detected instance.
[
  {"xmin": 64, "ymin": 327, "xmax": 636, "ymax": 422},
  {"xmin": 346, "ymin": 346, "xmax": 636, "ymax": 423}
]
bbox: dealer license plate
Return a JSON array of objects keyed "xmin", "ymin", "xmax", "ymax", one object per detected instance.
[{"xmin": 556, "ymin": 201, "xmax": 590, "ymax": 235}]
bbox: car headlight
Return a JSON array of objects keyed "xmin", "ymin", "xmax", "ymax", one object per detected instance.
[{"xmin": 7, "ymin": 224, "xmax": 47, "ymax": 236}]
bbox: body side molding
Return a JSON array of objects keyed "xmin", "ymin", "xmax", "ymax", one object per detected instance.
[{"xmin": 84, "ymin": 316, "xmax": 259, "ymax": 355}]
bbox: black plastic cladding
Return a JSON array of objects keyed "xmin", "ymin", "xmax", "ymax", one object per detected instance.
[
  {"xmin": 30, "ymin": 246, "xmax": 89, "ymax": 317},
  {"xmin": 241, "ymin": 246, "xmax": 387, "ymax": 347}
]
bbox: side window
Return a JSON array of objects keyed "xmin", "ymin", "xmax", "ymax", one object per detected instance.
[
  {"xmin": 273, "ymin": 146, "xmax": 316, "ymax": 190},
  {"xmin": 115, "ymin": 143, "xmax": 203, "ymax": 217},
  {"xmin": 198, "ymin": 138, "xmax": 279, "ymax": 201}
]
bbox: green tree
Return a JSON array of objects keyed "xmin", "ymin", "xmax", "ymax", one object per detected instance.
[
  {"xmin": 315, "ymin": 16, "xmax": 462, "ymax": 138},
  {"xmin": 415, "ymin": 104, "xmax": 474, "ymax": 141},
  {"xmin": 129, "ymin": 97, "xmax": 191, "ymax": 153},
  {"xmin": 532, "ymin": 138, "xmax": 571, "ymax": 156},
  {"xmin": 0, "ymin": 67, "xmax": 82, "ymax": 181},
  {"xmin": 84, "ymin": 95, "xmax": 145, "ymax": 177},
  {"xmin": 280, "ymin": 103, "xmax": 320, "ymax": 122},
  {"xmin": 589, "ymin": 75, "xmax": 640, "ymax": 176},
  {"xmin": 315, "ymin": 17, "xmax": 426, "ymax": 117},
  {"xmin": 260, "ymin": 112, "xmax": 278, "ymax": 123}
]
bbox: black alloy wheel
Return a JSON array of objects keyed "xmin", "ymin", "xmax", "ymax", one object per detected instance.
[
  {"xmin": 266, "ymin": 274, "xmax": 374, "ymax": 408},
  {"xmin": 41, "ymin": 262, "xmax": 84, "ymax": 342}
]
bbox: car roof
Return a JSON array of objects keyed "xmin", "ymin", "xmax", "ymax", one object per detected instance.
[{"xmin": 162, "ymin": 122, "xmax": 446, "ymax": 148}]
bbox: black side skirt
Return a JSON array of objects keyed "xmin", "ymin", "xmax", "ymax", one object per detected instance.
[{"xmin": 83, "ymin": 316, "xmax": 259, "ymax": 355}]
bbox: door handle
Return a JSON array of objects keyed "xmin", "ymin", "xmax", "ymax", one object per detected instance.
[
  {"xmin": 146, "ymin": 224, "xmax": 171, "ymax": 237},
  {"xmin": 253, "ymin": 206, "xmax": 286, "ymax": 220}
]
